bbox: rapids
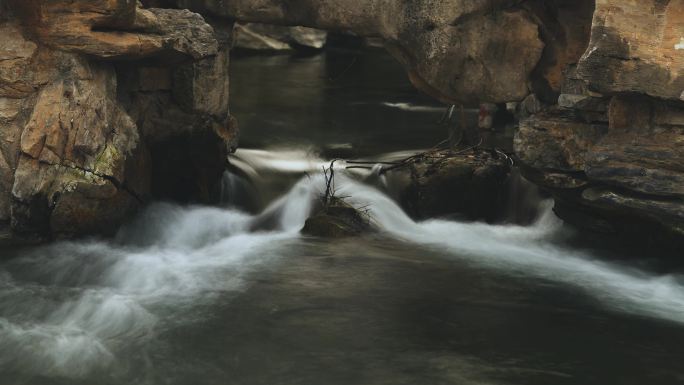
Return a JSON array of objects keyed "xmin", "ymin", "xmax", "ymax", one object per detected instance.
[
  {"xmin": 1, "ymin": 49, "xmax": 683, "ymax": 385},
  {"xmin": 1, "ymin": 153, "xmax": 683, "ymax": 383}
]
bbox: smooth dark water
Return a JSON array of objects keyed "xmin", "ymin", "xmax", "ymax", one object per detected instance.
[
  {"xmin": 0, "ymin": 49, "xmax": 683, "ymax": 385},
  {"xmin": 230, "ymin": 50, "xmax": 452, "ymax": 155}
]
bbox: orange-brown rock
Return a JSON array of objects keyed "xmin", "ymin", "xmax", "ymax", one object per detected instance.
[
  {"xmin": 586, "ymin": 96, "xmax": 684, "ymax": 198},
  {"xmin": 577, "ymin": 0, "xmax": 684, "ymax": 101},
  {"xmin": 515, "ymin": 109, "xmax": 609, "ymax": 173},
  {"xmin": 514, "ymin": 0, "xmax": 684, "ymax": 245},
  {"xmin": 11, "ymin": 0, "xmax": 217, "ymax": 60},
  {"xmin": 0, "ymin": 1, "xmax": 235, "ymax": 240},
  {"xmin": 516, "ymin": 96, "xmax": 684, "ymax": 242},
  {"xmin": 3, "ymin": 0, "xmax": 684, "ymax": 247},
  {"xmin": 176, "ymin": 0, "xmax": 597, "ymax": 104}
]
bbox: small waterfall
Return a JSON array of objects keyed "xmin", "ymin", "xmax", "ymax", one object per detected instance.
[
  {"xmin": 253, "ymin": 175, "xmax": 321, "ymax": 232},
  {"xmin": 504, "ymin": 167, "xmax": 546, "ymax": 225},
  {"xmin": 0, "ymin": 179, "xmax": 322, "ymax": 378},
  {"xmin": 329, "ymin": 175, "xmax": 684, "ymax": 325},
  {"xmin": 226, "ymin": 148, "xmax": 329, "ymax": 211},
  {"xmin": 219, "ymin": 170, "xmax": 260, "ymax": 213},
  {"xmin": 2, "ymin": 148, "xmax": 684, "ymax": 381}
]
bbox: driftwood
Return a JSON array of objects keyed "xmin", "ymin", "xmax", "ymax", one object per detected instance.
[
  {"xmin": 321, "ymin": 159, "xmax": 339, "ymax": 205},
  {"xmin": 303, "ymin": 159, "xmax": 374, "ymax": 237},
  {"xmin": 345, "ymin": 136, "xmax": 512, "ymax": 176},
  {"xmin": 344, "ymin": 104, "xmax": 508, "ymax": 175}
]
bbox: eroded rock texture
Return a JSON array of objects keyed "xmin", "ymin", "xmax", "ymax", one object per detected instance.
[
  {"xmin": 0, "ymin": 0, "xmax": 236, "ymax": 241},
  {"xmin": 399, "ymin": 150, "xmax": 511, "ymax": 222},
  {"xmin": 3, "ymin": 0, "xmax": 683, "ymax": 246},
  {"xmin": 577, "ymin": 0, "xmax": 684, "ymax": 101},
  {"xmin": 515, "ymin": 0, "xmax": 684, "ymax": 243},
  {"xmin": 174, "ymin": 0, "xmax": 595, "ymax": 104},
  {"xmin": 180, "ymin": 0, "xmax": 684, "ymax": 243}
]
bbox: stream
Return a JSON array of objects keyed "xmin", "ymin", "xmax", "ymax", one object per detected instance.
[{"xmin": 0, "ymin": 49, "xmax": 683, "ymax": 385}]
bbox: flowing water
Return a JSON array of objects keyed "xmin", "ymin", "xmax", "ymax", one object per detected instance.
[{"xmin": 1, "ymin": 50, "xmax": 684, "ymax": 385}]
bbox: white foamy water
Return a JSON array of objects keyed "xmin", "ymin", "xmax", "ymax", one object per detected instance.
[
  {"xmin": 0, "ymin": 187, "xmax": 319, "ymax": 378},
  {"xmin": 331, "ymin": 175, "xmax": 684, "ymax": 324},
  {"xmin": 1, "ymin": 157, "xmax": 683, "ymax": 380},
  {"xmin": 231, "ymin": 148, "xmax": 328, "ymax": 175},
  {"xmin": 381, "ymin": 102, "xmax": 447, "ymax": 113}
]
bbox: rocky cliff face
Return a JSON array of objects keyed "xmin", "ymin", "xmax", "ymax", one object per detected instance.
[
  {"xmin": 174, "ymin": 0, "xmax": 595, "ymax": 104},
  {"xmin": 515, "ymin": 0, "xmax": 684, "ymax": 244},
  {"xmin": 2, "ymin": 0, "xmax": 683, "ymax": 245},
  {"xmin": 0, "ymin": 0, "xmax": 236, "ymax": 241},
  {"xmin": 182, "ymin": 0, "xmax": 684, "ymax": 243}
]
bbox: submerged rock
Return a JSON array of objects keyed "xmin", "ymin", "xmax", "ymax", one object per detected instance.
[
  {"xmin": 2, "ymin": 0, "xmax": 683, "ymax": 247},
  {"xmin": 397, "ymin": 149, "xmax": 511, "ymax": 222},
  {"xmin": 302, "ymin": 199, "xmax": 373, "ymax": 238}
]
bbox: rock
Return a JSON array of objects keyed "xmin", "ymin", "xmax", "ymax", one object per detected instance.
[
  {"xmin": 517, "ymin": 97, "xmax": 684, "ymax": 199},
  {"xmin": 289, "ymin": 26, "xmax": 328, "ymax": 49},
  {"xmin": 2, "ymin": 0, "xmax": 683, "ymax": 247},
  {"xmin": 557, "ymin": 94, "xmax": 607, "ymax": 113},
  {"xmin": 513, "ymin": 1, "xmax": 684, "ymax": 245},
  {"xmin": 515, "ymin": 96, "xmax": 684, "ymax": 245},
  {"xmin": 549, "ymin": 187, "xmax": 684, "ymax": 247},
  {"xmin": 9, "ymin": 56, "xmax": 141, "ymax": 237},
  {"xmin": 519, "ymin": 94, "xmax": 544, "ymax": 118},
  {"xmin": 234, "ymin": 23, "xmax": 327, "ymax": 51},
  {"xmin": 0, "ymin": 22, "xmax": 39, "ymax": 98},
  {"xmin": 0, "ymin": 1, "xmax": 237, "ymax": 240},
  {"xmin": 12, "ymin": 1, "xmax": 218, "ymax": 60},
  {"xmin": 586, "ymin": 96, "xmax": 684, "ymax": 198},
  {"xmin": 234, "ymin": 24, "xmax": 292, "ymax": 51},
  {"xmin": 118, "ymin": 20, "xmax": 237, "ymax": 204},
  {"xmin": 581, "ymin": 188, "xmax": 684, "ymax": 238},
  {"xmin": 389, "ymin": 8, "xmax": 544, "ymax": 104},
  {"xmin": 556, "ymin": 65, "xmax": 610, "ymax": 124},
  {"xmin": 576, "ymin": 0, "xmax": 684, "ymax": 101},
  {"xmin": 528, "ymin": 0, "xmax": 596, "ymax": 102},
  {"xmin": 176, "ymin": 0, "xmax": 596, "ymax": 104},
  {"xmin": 515, "ymin": 110, "xmax": 609, "ymax": 172},
  {"xmin": 397, "ymin": 150, "xmax": 511, "ymax": 222},
  {"xmin": 302, "ymin": 199, "xmax": 373, "ymax": 238}
]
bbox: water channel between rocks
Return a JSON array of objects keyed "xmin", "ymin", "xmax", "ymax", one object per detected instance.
[{"xmin": 0, "ymin": 50, "xmax": 683, "ymax": 385}]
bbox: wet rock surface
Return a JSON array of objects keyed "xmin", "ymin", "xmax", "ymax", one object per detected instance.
[
  {"xmin": 0, "ymin": 1, "xmax": 237, "ymax": 240},
  {"xmin": 2, "ymin": 0, "xmax": 684, "ymax": 245},
  {"xmin": 174, "ymin": 0, "xmax": 595, "ymax": 104},
  {"xmin": 516, "ymin": 95, "xmax": 684, "ymax": 243},
  {"xmin": 186, "ymin": 0, "xmax": 684, "ymax": 245},
  {"xmin": 396, "ymin": 150, "xmax": 511, "ymax": 222},
  {"xmin": 576, "ymin": 0, "xmax": 684, "ymax": 101},
  {"xmin": 302, "ymin": 199, "xmax": 374, "ymax": 238},
  {"xmin": 512, "ymin": 0, "xmax": 684, "ymax": 245}
]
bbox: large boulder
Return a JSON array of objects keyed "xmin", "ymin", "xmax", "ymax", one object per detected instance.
[
  {"xmin": 397, "ymin": 149, "xmax": 511, "ymax": 222},
  {"xmin": 515, "ymin": 96, "xmax": 684, "ymax": 243},
  {"xmin": 175, "ymin": 0, "xmax": 595, "ymax": 104},
  {"xmin": 514, "ymin": 0, "xmax": 684, "ymax": 245},
  {"xmin": 302, "ymin": 199, "xmax": 374, "ymax": 238},
  {"xmin": 11, "ymin": 1, "xmax": 218, "ymax": 60},
  {"xmin": 0, "ymin": 1, "xmax": 237, "ymax": 241},
  {"xmin": 576, "ymin": 0, "xmax": 684, "ymax": 101}
]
